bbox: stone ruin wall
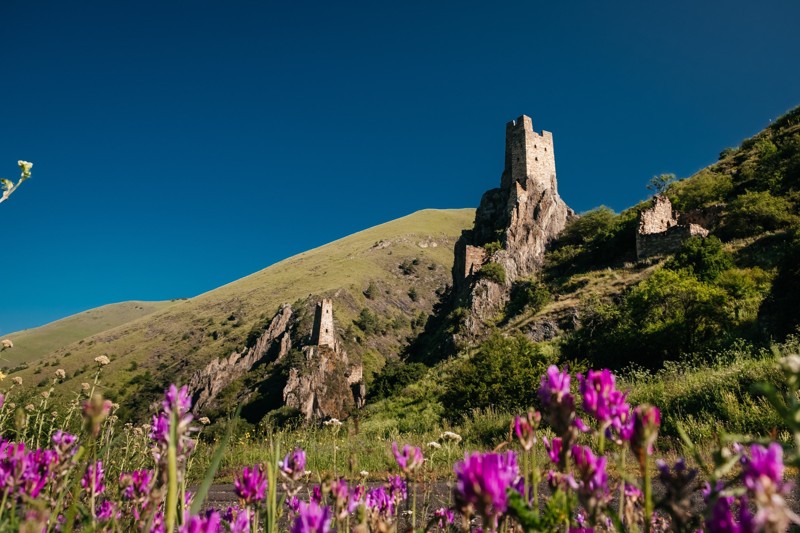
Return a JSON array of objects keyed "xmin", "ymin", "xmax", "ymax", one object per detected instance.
[
  {"xmin": 636, "ymin": 195, "xmax": 709, "ymax": 259},
  {"xmin": 310, "ymin": 299, "xmax": 336, "ymax": 349}
]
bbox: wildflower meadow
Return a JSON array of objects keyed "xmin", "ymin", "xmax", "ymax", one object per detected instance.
[{"xmin": 0, "ymin": 325, "xmax": 798, "ymax": 532}]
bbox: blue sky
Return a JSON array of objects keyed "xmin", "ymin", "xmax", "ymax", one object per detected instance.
[{"xmin": 1, "ymin": 0, "xmax": 799, "ymax": 334}]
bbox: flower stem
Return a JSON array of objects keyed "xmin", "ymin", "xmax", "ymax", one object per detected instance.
[{"xmin": 165, "ymin": 410, "xmax": 179, "ymax": 533}]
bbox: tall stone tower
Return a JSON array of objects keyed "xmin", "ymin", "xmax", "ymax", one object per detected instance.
[
  {"xmin": 501, "ymin": 115, "xmax": 557, "ymax": 192},
  {"xmin": 452, "ymin": 114, "xmax": 573, "ymax": 336},
  {"xmin": 310, "ymin": 299, "xmax": 336, "ymax": 348}
]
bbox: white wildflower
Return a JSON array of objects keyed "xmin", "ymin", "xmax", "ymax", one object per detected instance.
[
  {"xmin": 55, "ymin": 369, "xmax": 66, "ymax": 379},
  {"xmin": 440, "ymin": 431, "xmax": 462, "ymax": 443},
  {"xmin": 81, "ymin": 383, "xmax": 91, "ymax": 391},
  {"xmin": 323, "ymin": 418, "xmax": 343, "ymax": 428},
  {"xmin": 12, "ymin": 377, "xmax": 22, "ymax": 386},
  {"xmin": 17, "ymin": 161, "xmax": 33, "ymax": 178},
  {"xmin": 25, "ymin": 404, "xmax": 35, "ymax": 412},
  {"xmin": 427, "ymin": 441, "xmax": 442, "ymax": 449},
  {"xmin": 94, "ymin": 355, "xmax": 110, "ymax": 366},
  {"xmin": 359, "ymin": 470, "xmax": 369, "ymax": 478},
  {"xmin": 1, "ymin": 339, "xmax": 12, "ymax": 350},
  {"xmin": 199, "ymin": 417, "xmax": 211, "ymax": 425}
]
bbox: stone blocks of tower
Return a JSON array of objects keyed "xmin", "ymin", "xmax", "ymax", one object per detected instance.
[
  {"xmin": 501, "ymin": 115, "xmax": 556, "ymax": 192},
  {"xmin": 310, "ymin": 299, "xmax": 336, "ymax": 348}
]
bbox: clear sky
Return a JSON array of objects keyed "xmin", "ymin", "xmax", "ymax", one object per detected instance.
[{"xmin": 1, "ymin": 0, "xmax": 799, "ymax": 334}]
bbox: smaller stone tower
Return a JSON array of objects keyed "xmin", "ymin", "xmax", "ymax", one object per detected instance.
[{"xmin": 310, "ymin": 299, "xmax": 336, "ymax": 348}]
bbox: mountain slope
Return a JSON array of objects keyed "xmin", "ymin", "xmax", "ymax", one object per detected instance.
[
  {"xmin": 2, "ymin": 301, "xmax": 176, "ymax": 368},
  {"xmin": 7, "ymin": 208, "xmax": 475, "ymax": 418}
]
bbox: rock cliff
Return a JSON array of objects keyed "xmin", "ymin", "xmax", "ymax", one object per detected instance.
[{"xmin": 188, "ymin": 305, "xmax": 294, "ymax": 413}]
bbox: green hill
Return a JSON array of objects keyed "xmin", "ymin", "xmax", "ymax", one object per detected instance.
[
  {"xmin": 5, "ymin": 208, "xmax": 475, "ymax": 418},
  {"xmin": 2, "ymin": 301, "xmax": 176, "ymax": 367}
]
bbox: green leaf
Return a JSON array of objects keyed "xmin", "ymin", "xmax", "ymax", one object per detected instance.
[
  {"xmin": 505, "ymin": 488, "xmax": 543, "ymax": 532},
  {"xmin": 1, "ymin": 179, "xmax": 12, "ymax": 191}
]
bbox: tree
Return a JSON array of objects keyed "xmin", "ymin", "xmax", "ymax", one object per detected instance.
[
  {"xmin": 647, "ymin": 173, "xmax": 677, "ymax": 195},
  {"xmin": 666, "ymin": 236, "xmax": 732, "ymax": 282}
]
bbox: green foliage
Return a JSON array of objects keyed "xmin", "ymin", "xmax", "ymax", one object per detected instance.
[
  {"xmin": 716, "ymin": 267, "xmax": 772, "ymax": 321},
  {"xmin": 363, "ymin": 282, "xmax": 378, "ymax": 300},
  {"xmin": 558, "ymin": 206, "xmax": 617, "ymax": 247},
  {"xmin": 443, "ymin": 333, "xmax": 552, "ymax": 416},
  {"xmin": 407, "ymin": 287, "xmax": 418, "ymax": 302},
  {"xmin": 646, "ymin": 173, "xmax": 677, "ymax": 195},
  {"xmin": 368, "ymin": 360, "xmax": 428, "ymax": 401},
  {"xmin": 759, "ymin": 233, "xmax": 800, "ymax": 336},
  {"xmin": 665, "ymin": 236, "xmax": 732, "ymax": 282},
  {"xmin": 667, "ymin": 169, "xmax": 733, "ymax": 212},
  {"xmin": 478, "ymin": 261, "xmax": 506, "ymax": 284},
  {"xmin": 545, "ymin": 206, "xmax": 638, "ymax": 276},
  {"xmin": 719, "ymin": 147, "xmax": 737, "ymax": 160},
  {"xmin": 722, "ymin": 191, "xmax": 796, "ymax": 238},
  {"xmin": 506, "ymin": 278, "xmax": 551, "ymax": 318},
  {"xmin": 354, "ymin": 308, "xmax": 383, "ymax": 335},
  {"xmin": 566, "ymin": 268, "xmax": 733, "ymax": 369},
  {"xmin": 483, "ymin": 240, "xmax": 503, "ymax": 257}
]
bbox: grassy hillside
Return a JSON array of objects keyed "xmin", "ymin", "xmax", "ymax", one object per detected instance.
[
  {"xmin": 6, "ymin": 208, "xmax": 474, "ymax": 419},
  {"xmin": 2, "ymin": 301, "xmax": 176, "ymax": 367},
  {"xmin": 360, "ymin": 105, "xmax": 800, "ymax": 444}
]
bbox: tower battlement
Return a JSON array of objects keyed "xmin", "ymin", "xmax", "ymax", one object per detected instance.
[{"xmin": 501, "ymin": 115, "xmax": 556, "ymax": 191}]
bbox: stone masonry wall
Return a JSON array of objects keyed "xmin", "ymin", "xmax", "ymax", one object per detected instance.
[{"xmin": 310, "ymin": 299, "xmax": 336, "ymax": 349}]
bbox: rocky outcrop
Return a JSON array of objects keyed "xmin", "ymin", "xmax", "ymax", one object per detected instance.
[
  {"xmin": 636, "ymin": 195, "xmax": 709, "ymax": 259},
  {"xmin": 189, "ymin": 305, "xmax": 293, "ymax": 413},
  {"xmin": 454, "ymin": 115, "xmax": 573, "ymax": 335},
  {"xmin": 282, "ymin": 300, "xmax": 364, "ymax": 421}
]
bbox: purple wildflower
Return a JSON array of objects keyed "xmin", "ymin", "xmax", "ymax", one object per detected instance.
[
  {"xmin": 120, "ymin": 469, "xmax": 153, "ymax": 500},
  {"xmin": 180, "ymin": 510, "xmax": 222, "ymax": 533},
  {"xmin": 705, "ymin": 496, "xmax": 755, "ymax": 533},
  {"xmin": 742, "ymin": 443, "xmax": 783, "ymax": 493},
  {"xmin": 96, "ymin": 500, "xmax": 117, "ymax": 521},
  {"xmin": 280, "ymin": 448, "xmax": 307, "ymax": 481},
  {"xmin": 52, "ymin": 430, "xmax": 77, "ymax": 455},
  {"xmin": 391, "ymin": 442, "xmax": 423, "ymax": 474},
  {"xmin": 543, "ymin": 436, "xmax": 562, "ymax": 464},
  {"xmin": 365, "ymin": 486, "xmax": 394, "ymax": 517},
  {"xmin": 387, "ymin": 474, "xmax": 407, "ymax": 502},
  {"xmin": 329, "ymin": 478, "xmax": 349, "ymax": 506},
  {"xmin": 630, "ymin": 405, "xmax": 660, "ymax": 462},
  {"xmin": 234, "ymin": 465, "xmax": 267, "ymax": 505},
  {"xmin": 81, "ymin": 461, "xmax": 106, "ymax": 495},
  {"xmin": 538, "ymin": 365, "xmax": 572, "ymax": 408},
  {"xmin": 577, "ymin": 369, "xmax": 632, "ymax": 442},
  {"xmin": 571, "ymin": 445, "xmax": 609, "ymax": 519},
  {"xmin": 291, "ymin": 501, "xmax": 332, "ymax": 533},
  {"xmin": 514, "ymin": 410, "xmax": 541, "ymax": 451},
  {"xmin": 453, "ymin": 451, "xmax": 519, "ymax": 529},
  {"xmin": 433, "ymin": 507, "xmax": 455, "ymax": 529}
]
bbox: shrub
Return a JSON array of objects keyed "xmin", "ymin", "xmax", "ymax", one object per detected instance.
[
  {"xmin": 364, "ymin": 282, "xmax": 378, "ymax": 300},
  {"xmin": 665, "ymin": 236, "xmax": 732, "ymax": 282},
  {"xmin": 506, "ymin": 278, "xmax": 551, "ymax": 318},
  {"xmin": 558, "ymin": 206, "xmax": 617, "ymax": 247},
  {"xmin": 478, "ymin": 262, "xmax": 505, "ymax": 284},
  {"xmin": 354, "ymin": 308, "xmax": 382, "ymax": 335},
  {"xmin": 723, "ymin": 191, "xmax": 796, "ymax": 237},
  {"xmin": 408, "ymin": 287, "xmax": 418, "ymax": 302},
  {"xmin": 443, "ymin": 333, "xmax": 552, "ymax": 416},
  {"xmin": 484, "ymin": 241, "xmax": 503, "ymax": 257},
  {"xmin": 368, "ymin": 360, "xmax": 428, "ymax": 401},
  {"xmin": 667, "ymin": 170, "xmax": 733, "ymax": 212}
]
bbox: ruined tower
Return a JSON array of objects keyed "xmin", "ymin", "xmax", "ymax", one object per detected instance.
[
  {"xmin": 310, "ymin": 299, "xmax": 336, "ymax": 348},
  {"xmin": 501, "ymin": 115, "xmax": 557, "ymax": 192}
]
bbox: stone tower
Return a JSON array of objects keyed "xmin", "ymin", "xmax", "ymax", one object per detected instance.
[
  {"xmin": 453, "ymin": 114, "xmax": 573, "ymax": 335},
  {"xmin": 501, "ymin": 115, "xmax": 557, "ymax": 192},
  {"xmin": 310, "ymin": 299, "xmax": 335, "ymax": 348}
]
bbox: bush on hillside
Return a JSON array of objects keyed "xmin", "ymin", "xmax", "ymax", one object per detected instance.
[
  {"xmin": 722, "ymin": 191, "xmax": 796, "ymax": 237},
  {"xmin": 506, "ymin": 278, "xmax": 551, "ymax": 318},
  {"xmin": 478, "ymin": 261, "xmax": 506, "ymax": 284},
  {"xmin": 665, "ymin": 236, "xmax": 732, "ymax": 282},
  {"xmin": 443, "ymin": 333, "xmax": 552, "ymax": 416},
  {"xmin": 368, "ymin": 360, "xmax": 428, "ymax": 401},
  {"xmin": 666, "ymin": 169, "xmax": 733, "ymax": 212}
]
